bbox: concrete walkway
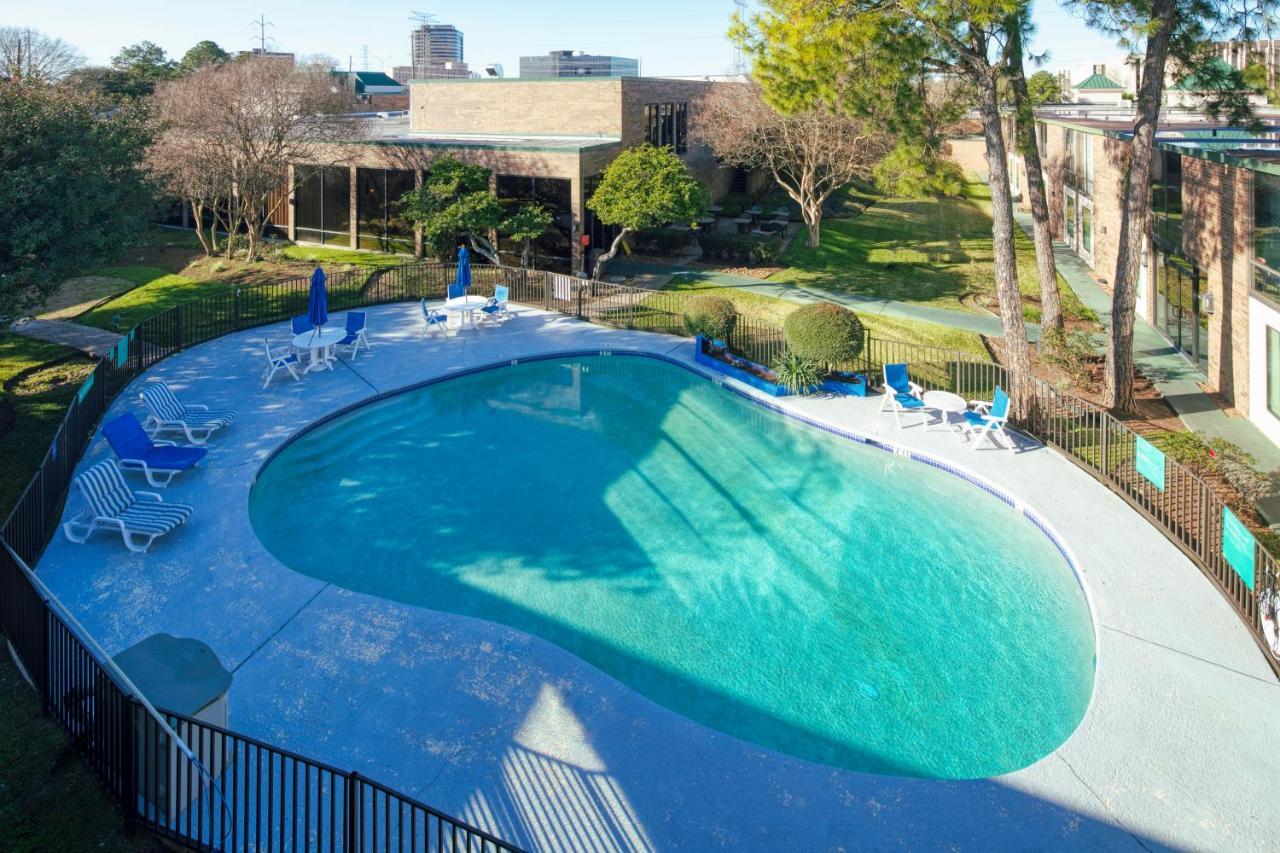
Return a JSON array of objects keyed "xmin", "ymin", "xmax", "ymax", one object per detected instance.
[
  {"xmin": 33, "ymin": 302, "xmax": 1279, "ymax": 851},
  {"xmin": 604, "ymin": 259, "xmax": 1042, "ymax": 341},
  {"xmin": 8, "ymin": 317, "xmax": 122, "ymax": 358},
  {"xmin": 1013, "ymin": 209, "xmax": 1280, "ymax": 471}
]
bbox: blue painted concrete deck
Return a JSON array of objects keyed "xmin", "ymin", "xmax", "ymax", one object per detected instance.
[{"xmin": 33, "ymin": 302, "xmax": 1279, "ymax": 851}]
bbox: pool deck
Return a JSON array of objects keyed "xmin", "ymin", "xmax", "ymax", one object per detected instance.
[{"xmin": 33, "ymin": 302, "xmax": 1279, "ymax": 852}]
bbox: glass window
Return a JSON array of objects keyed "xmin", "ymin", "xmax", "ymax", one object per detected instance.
[
  {"xmin": 320, "ymin": 166, "xmax": 350, "ymax": 246},
  {"xmin": 355, "ymin": 168, "xmax": 417, "ymax": 254},
  {"xmin": 1254, "ymin": 172, "xmax": 1280, "ymax": 276},
  {"xmin": 1081, "ymin": 203, "xmax": 1093, "ymax": 254},
  {"xmin": 644, "ymin": 101, "xmax": 688, "ymax": 152},
  {"xmin": 496, "ymin": 174, "xmax": 573, "ymax": 272},
  {"xmin": 1269, "ymin": 326, "xmax": 1280, "ymax": 418},
  {"xmin": 1064, "ymin": 192, "xmax": 1076, "ymax": 244}
]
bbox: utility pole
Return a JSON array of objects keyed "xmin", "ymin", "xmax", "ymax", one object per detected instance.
[
  {"xmin": 250, "ymin": 13, "xmax": 275, "ymax": 54},
  {"xmin": 732, "ymin": 0, "xmax": 747, "ymax": 76}
]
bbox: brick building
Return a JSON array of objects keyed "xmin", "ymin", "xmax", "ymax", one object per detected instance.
[
  {"xmin": 1007, "ymin": 110, "xmax": 1280, "ymax": 448},
  {"xmin": 269, "ymin": 76, "xmax": 734, "ymax": 273}
]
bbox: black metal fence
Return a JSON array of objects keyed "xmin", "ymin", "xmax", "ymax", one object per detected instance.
[{"xmin": 1, "ymin": 259, "xmax": 1277, "ymax": 853}]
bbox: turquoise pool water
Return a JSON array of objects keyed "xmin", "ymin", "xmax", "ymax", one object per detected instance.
[{"xmin": 250, "ymin": 355, "xmax": 1095, "ymax": 779}]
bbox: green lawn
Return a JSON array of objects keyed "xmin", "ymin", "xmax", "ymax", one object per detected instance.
[
  {"xmin": 0, "ymin": 335, "xmax": 95, "ymax": 516},
  {"xmin": 768, "ymin": 183, "xmax": 1096, "ymax": 325},
  {"xmin": 0, "ymin": 636, "xmax": 164, "ymax": 852},
  {"xmin": 657, "ymin": 274, "xmax": 989, "ymax": 357}
]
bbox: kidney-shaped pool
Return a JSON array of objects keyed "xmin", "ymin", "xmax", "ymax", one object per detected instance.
[{"xmin": 250, "ymin": 354, "xmax": 1095, "ymax": 779}]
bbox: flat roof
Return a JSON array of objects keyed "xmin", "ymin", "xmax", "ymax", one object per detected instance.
[{"xmin": 356, "ymin": 116, "xmax": 621, "ymax": 153}]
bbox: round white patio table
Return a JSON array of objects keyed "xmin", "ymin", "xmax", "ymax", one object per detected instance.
[
  {"xmin": 291, "ymin": 327, "xmax": 346, "ymax": 374},
  {"xmin": 922, "ymin": 389, "xmax": 969, "ymax": 432},
  {"xmin": 444, "ymin": 295, "xmax": 489, "ymax": 331}
]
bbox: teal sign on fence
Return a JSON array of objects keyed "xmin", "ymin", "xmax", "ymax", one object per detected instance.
[
  {"xmin": 1222, "ymin": 508, "xmax": 1256, "ymax": 590},
  {"xmin": 76, "ymin": 372, "xmax": 94, "ymax": 404},
  {"xmin": 1135, "ymin": 435, "xmax": 1166, "ymax": 491}
]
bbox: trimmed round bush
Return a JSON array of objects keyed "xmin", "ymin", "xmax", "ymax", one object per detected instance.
[
  {"xmin": 682, "ymin": 294, "xmax": 737, "ymax": 341},
  {"xmin": 782, "ymin": 302, "xmax": 866, "ymax": 365}
]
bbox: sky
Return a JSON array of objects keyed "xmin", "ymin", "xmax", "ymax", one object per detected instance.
[{"xmin": 11, "ymin": 0, "xmax": 1123, "ymax": 79}]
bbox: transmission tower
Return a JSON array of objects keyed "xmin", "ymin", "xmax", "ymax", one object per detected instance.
[
  {"xmin": 732, "ymin": 0, "xmax": 747, "ymax": 75},
  {"xmin": 249, "ymin": 14, "xmax": 276, "ymax": 53}
]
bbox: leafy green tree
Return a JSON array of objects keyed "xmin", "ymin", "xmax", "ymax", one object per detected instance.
[
  {"xmin": 738, "ymin": 0, "xmax": 1037, "ymax": 409},
  {"xmin": 1068, "ymin": 0, "xmax": 1273, "ymax": 409},
  {"xmin": 400, "ymin": 158, "xmax": 504, "ymax": 262},
  {"xmin": 105, "ymin": 41, "xmax": 176, "ymax": 99},
  {"xmin": 0, "ymin": 83, "xmax": 153, "ymax": 322},
  {"xmin": 501, "ymin": 204, "xmax": 553, "ymax": 268},
  {"xmin": 586, "ymin": 144, "xmax": 707, "ymax": 279},
  {"xmin": 1026, "ymin": 70, "xmax": 1065, "ymax": 105},
  {"xmin": 400, "ymin": 157, "xmax": 553, "ymax": 265},
  {"xmin": 179, "ymin": 40, "xmax": 229, "ymax": 75}
]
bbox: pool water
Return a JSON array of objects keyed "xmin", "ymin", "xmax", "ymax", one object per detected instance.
[{"xmin": 250, "ymin": 355, "xmax": 1095, "ymax": 779}]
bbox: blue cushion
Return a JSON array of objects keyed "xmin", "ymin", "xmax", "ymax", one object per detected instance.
[
  {"xmin": 480, "ymin": 304, "xmax": 501, "ymax": 314},
  {"xmin": 962, "ymin": 411, "xmax": 993, "ymax": 428},
  {"xmin": 338, "ymin": 333, "xmax": 358, "ymax": 346},
  {"xmin": 894, "ymin": 393, "xmax": 924, "ymax": 409},
  {"xmin": 103, "ymin": 414, "xmax": 154, "ymax": 460},
  {"xmin": 275, "ymin": 353, "xmax": 299, "ymax": 366},
  {"xmin": 143, "ymin": 445, "xmax": 207, "ymax": 470}
]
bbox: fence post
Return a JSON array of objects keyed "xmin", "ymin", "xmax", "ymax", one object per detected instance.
[
  {"xmin": 39, "ymin": 601, "xmax": 51, "ymax": 715},
  {"xmin": 120, "ymin": 698, "xmax": 138, "ymax": 834},
  {"xmin": 1100, "ymin": 416, "xmax": 1111, "ymax": 478},
  {"xmin": 234, "ymin": 289, "xmax": 242, "ymax": 331},
  {"xmin": 346, "ymin": 770, "xmax": 360, "ymax": 852},
  {"xmin": 576, "ymin": 281, "xmax": 585, "ymax": 320}
]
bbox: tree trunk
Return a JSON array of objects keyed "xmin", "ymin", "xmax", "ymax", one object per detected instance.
[
  {"xmin": 1105, "ymin": 0, "xmax": 1175, "ymax": 412},
  {"xmin": 975, "ymin": 73, "xmax": 1034, "ymax": 414},
  {"xmin": 803, "ymin": 199, "xmax": 822, "ymax": 248},
  {"xmin": 468, "ymin": 234, "xmax": 501, "ymax": 266},
  {"xmin": 189, "ymin": 200, "xmax": 212, "ymax": 256},
  {"xmin": 1006, "ymin": 22, "xmax": 1063, "ymax": 341},
  {"xmin": 592, "ymin": 227, "xmax": 632, "ymax": 280}
]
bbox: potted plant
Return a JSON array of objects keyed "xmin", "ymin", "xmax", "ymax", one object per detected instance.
[{"xmin": 781, "ymin": 303, "xmax": 868, "ymax": 396}]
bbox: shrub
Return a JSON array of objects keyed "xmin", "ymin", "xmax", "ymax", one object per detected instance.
[
  {"xmin": 783, "ymin": 303, "xmax": 866, "ymax": 365},
  {"xmin": 873, "ymin": 141, "xmax": 965, "ymax": 198},
  {"xmin": 682, "ymin": 294, "xmax": 737, "ymax": 341},
  {"xmin": 696, "ymin": 232, "xmax": 782, "ymax": 266},
  {"xmin": 772, "ymin": 350, "xmax": 823, "ymax": 394},
  {"xmin": 630, "ymin": 228, "xmax": 693, "ymax": 256}
]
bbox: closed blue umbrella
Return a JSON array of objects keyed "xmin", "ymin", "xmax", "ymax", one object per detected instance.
[
  {"xmin": 307, "ymin": 266, "xmax": 328, "ymax": 334},
  {"xmin": 456, "ymin": 245, "xmax": 471, "ymax": 292}
]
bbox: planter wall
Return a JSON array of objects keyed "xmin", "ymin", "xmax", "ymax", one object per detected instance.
[{"xmin": 694, "ymin": 336, "xmax": 790, "ymax": 397}]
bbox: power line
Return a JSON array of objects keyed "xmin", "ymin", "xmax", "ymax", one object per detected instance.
[{"xmin": 249, "ymin": 13, "xmax": 276, "ymax": 53}]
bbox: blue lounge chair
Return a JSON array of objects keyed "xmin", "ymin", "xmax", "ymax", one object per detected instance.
[
  {"xmin": 336, "ymin": 311, "xmax": 370, "ymax": 358},
  {"xmin": 960, "ymin": 387, "xmax": 1013, "ymax": 450},
  {"xmin": 140, "ymin": 382, "xmax": 236, "ymax": 444},
  {"xmin": 447, "ymin": 282, "xmax": 467, "ymax": 300},
  {"xmin": 479, "ymin": 285, "xmax": 510, "ymax": 324},
  {"xmin": 879, "ymin": 363, "xmax": 925, "ymax": 428},
  {"xmin": 62, "ymin": 459, "xmax": 193, "ymax": 553},
  {"xmin": 291, "ymin": 315, "xmax": 311, "ymax": 335},
  {"xmin": 421, "ymin": 300, "xmax": 448, "ymax": 336},
  {"xmin": 102, "ymin": 412, "xmax": 207, "ymax": 487}
]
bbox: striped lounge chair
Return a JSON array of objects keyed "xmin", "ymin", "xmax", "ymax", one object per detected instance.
[
  {"xmin": 62, "ymin": 459, "xmax": 193, "ymax": 553},
  {"xmin": 140, "ymin": 382, "xmax": 235, "ymax": 444}
]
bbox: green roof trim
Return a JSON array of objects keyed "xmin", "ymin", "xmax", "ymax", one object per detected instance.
[
  {"xmin": 1073, "ymin": 72, "xmax": 1123, "ymax": 90},
  {"xmin": 1171, "ymin": 58, "xmax": 1238, "ymax": 92}
]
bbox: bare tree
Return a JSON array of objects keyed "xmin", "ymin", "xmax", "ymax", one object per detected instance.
[
  {"xmin": 0, "ymin": 27, "xmax": 84, "ymax": 83},
  {"xmin": 692, "ymin": 81, "xmax": 889, "ymax": 249},
  {"xmin": 149, "ymin": 57, "xmax": 363, "ymax": 260}
]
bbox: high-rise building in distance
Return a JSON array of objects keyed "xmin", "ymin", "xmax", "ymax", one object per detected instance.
[
  {"xmin": 411, "ymin": 24, "xmax": 470, "ymax": 79},
  {"xmin": 519, "ymin": 50, "xmax": 640, "ymax": 79}
]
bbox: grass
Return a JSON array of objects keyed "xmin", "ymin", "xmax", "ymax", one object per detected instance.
[
  {"xmin": 768, "ymin": 183, "xmax": 1096, "ymax": 325},
  {"xmin": 0, "ymin": 636, "xmax": 163, "ymax": 852},
  {"xmin": 658, "ymin": 274, "xmax": 989, "ymax": 357},
  {"xmin": 0, "ymin": 335, "xmax": 95, "ymax": 516}
]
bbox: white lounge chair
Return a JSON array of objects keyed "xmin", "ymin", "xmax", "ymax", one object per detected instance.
[
  {"xmin": 960, "ymin": 387, "xmax": 1013, "ymax": 450},
  {"xmin": 879, "ymin": 363, "xmax": 925, "ymax": 429},
  {"xmin": 102, "ymin": 412, "xmax": 207, "ymax": 487},
  {"xmin": 421, "ymin": 300, "xmax": 448, "ymax": 336},
  {"xmin": 140, "ymin": 382, "xmax": 236, "ymax": 444},
  {"xmin": 62, "ymin": 459, "xmax": 193, "ymax": 553},
  {"xmin": 262, "ymin": 340, "xmax": 301, "ymax": 388},
  {"xmin": 479, "ymin": 285, "xmax": 510, "ymax": 325}
]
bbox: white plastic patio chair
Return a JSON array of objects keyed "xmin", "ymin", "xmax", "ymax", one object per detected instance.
[
  {"xmin": 62, "ymin": 459, "xmax": 194, "ymax": 553},
  {"xmin": 262, "ymin": 339, "xmax": 301, "ymax": 388},
  {"xmin": 479, "ymin": 285, "xmax": 510, "ymax": 325},
  {"xmin": 421, "ymin": 300, "xmax": 448, "ymax": 336},
  {"xmin": 959, "ymin": 387, "xmax": 1013, "ymax": 450},
  {"xmin": 879, "ymin": 363, "xmax": 925, "ymax": 429}
]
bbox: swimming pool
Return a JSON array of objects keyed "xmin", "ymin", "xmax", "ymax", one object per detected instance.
[{"xmin": 250, "ymin": 354, "xmax": 1095, "ymax": 779}]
